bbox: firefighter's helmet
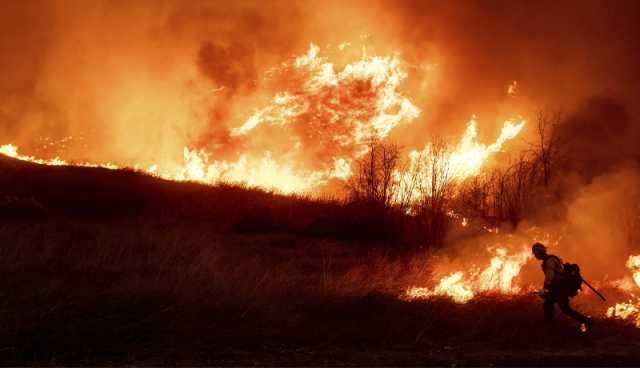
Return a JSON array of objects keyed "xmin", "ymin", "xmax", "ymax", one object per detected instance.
[{"xmin": 532, "ymin": 242, "xmax": 547, "ymax": 255}]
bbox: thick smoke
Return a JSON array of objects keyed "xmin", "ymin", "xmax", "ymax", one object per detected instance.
[
  {"xmin": 380, "ymin": 0, "xmax": 640, "ymax": 144},
  {"xmin": 561, "ymin": 164, "xmax": 640, "ymax": 279},
  {"xmin": 557, "ymin": 98, "xmax": 640, "ymax": 180},
  {"xmin": 532, "ymin": 97, "xmax": 640, "ymax": 278},
  {"xmin": 0, "ymin": 0, "xmax": 309, "ymax": 165}
]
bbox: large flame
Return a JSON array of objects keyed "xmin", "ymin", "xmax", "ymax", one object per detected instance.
[
  {"xmin": 392, "ymin": 117, "xmax": 525, "ymax": 206},
  {"xmin": 0, "ymin": 44, "xmax": 524, "ymax": 196},
  {"xmin": 231, "ymin": 43, "xmax": 420, "ymax": 143},
  {"xmin": 404, "ymin": 247, "xmax": 531, "ymax": 303},
  {"xmin": 441, "ymin": 117, "xmax": 525, "ymax": 180}
]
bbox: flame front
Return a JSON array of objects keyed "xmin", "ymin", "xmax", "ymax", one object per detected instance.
[
  {"xmin": 0, "ymin": 144, "xmax": 120, "ymax": 170},
  {"xmin": 404, "ymin": 247, "xmax": 531, "ymax": 303}
]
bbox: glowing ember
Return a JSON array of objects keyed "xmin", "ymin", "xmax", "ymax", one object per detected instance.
[
  {"xmin": 404, "ymin": 247, "xmax": 531, "ymax": 303},
  {"xmin": 507, "ymin": 80, "xmax": 518, "ymax": 96}
]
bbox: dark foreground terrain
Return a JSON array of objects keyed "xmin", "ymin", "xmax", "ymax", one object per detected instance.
[{"xmin": 1, "ymin": 156, "xmax": 640, "ymax": 366}]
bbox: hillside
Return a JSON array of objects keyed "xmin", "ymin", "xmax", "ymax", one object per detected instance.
[
  {"xmin": 1, "ymin": 155, "xmax": 640, "ymax": 365},
  {"xmin": 0, "ymin": 154, "xmax": 319, "ymax": 221},
  {"xmin": 0, "ymin": 155, "xmax": 424, "ymax": 246}
]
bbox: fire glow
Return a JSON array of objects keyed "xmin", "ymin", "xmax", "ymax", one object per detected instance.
[
  {"xmin": 3, "ymin": 35, "xmax": 640, "ymax": 332},
  {"xmin": 1, "ymin": 44, "xmax": 524, "ymax": 196},
  {"xmin": 607, "ymin": 255, "xmax": 640, "ymax": 326}
]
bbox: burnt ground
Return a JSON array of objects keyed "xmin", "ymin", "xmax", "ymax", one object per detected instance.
[{"xmin": 1, "ymin": 156, "xmax": 640, "ymax": 366}]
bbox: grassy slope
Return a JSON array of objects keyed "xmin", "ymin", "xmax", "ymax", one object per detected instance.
[
  {"xmin": 0, "ymin": 154, "xmax": 332, "ymax": 223},
  {"xmin": 1, "ymin": 156, "xmax": 640, "ymax": 365}
]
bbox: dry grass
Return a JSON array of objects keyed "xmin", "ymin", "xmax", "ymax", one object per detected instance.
[
  {"xmin": 2, "ymin": 157, "xmax": 640, "ymax": 365},
  {"xmin": 1, "ymin": 218, "xmax": 640, "ymax": 365}
]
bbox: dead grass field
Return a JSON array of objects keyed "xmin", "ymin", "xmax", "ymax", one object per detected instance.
[
  {"xmin": 1, "ymin": 157, "xmax": 640, "ymax": 365},
  {"xmin": 1, "ymin": 217, "xmax": 639, "ymax": 365}
]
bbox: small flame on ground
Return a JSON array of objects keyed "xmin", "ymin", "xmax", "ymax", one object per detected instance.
[
  {"xmin": 607, "ymin": 255, "xmax": 640, "ymax": 327},
  {"xmin": 0, "ymin": 144, "xmax": 119, "ymax": 169}
]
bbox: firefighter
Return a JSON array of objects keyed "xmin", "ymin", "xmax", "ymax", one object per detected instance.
[{"xmin": 531, "ymin": 242, "xmax": 592, "ymax": 328}]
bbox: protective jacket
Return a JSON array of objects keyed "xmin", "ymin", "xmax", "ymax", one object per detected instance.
[{"xmin": 542, "ymin": 254, "xmax": 564, "ymax": 290}]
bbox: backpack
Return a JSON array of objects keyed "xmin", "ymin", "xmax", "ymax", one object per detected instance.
[
  {"xmin": 562, "ymin": 262, "xmax": 583, "ymax": 297},
  {"xmin": 545, "ymin": 255, "xmax": 583, "ymax": 297}
]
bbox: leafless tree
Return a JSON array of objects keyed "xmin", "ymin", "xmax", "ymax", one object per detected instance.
[
  {"xmin": 492, "ymin": 153, "xmax": 538, "ymax": 228},
  {"xmin": 532, "ymin": 110, "xmax": 563, "ymax": 187},
  {"xmin": 418, "ymin": 139, "xmax": 454, "ymax": 216},
  {"xmin": 455, "ymin": 173, "xmax": 493, "ymax": 219},
  {"xmin": 347, "ymin": 140, "xmax": 401, "ymax": 208}
]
